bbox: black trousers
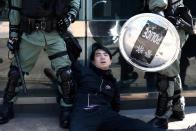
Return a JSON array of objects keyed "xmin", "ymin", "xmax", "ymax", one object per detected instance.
[
  {"xmin": 70, "ymin": 106, "xmax": 165, "ymax": 131},
  {"xmin": 97, "ymin": 113, "xmax": 165, "ymax": 131}
]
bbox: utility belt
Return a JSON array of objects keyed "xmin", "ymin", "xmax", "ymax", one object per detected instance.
[{"xmin": 21, "ymin": 16, "xmax": 57, "ymax": 34}]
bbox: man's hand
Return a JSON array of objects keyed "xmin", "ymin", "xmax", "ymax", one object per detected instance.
[
  {"xmin": 7, "ymin": 37, "xmax": 19, "ymax": 52},
  {"xmin": 57, "ymin": 14, "xmax": 75, "ymax": 32}
]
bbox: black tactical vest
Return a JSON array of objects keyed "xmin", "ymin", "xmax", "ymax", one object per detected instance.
[{"xmin": 21, "ymin": 0, "xmax": 70, "ymax": 18}]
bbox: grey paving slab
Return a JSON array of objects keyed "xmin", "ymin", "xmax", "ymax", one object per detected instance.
[
  {"xmin": 0, "ymin": 114, "xmax": 66, "ymax": 131},
  {"xmin": 120, "ymin": 106, "xmax": 196, "ymax": 130}
]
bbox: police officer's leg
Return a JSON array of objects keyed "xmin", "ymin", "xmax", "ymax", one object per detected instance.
[
  {"xmin": 149, "ymin": 73, "xmax": 175, "ymax": 129},
  {"xmin": 149, "ymin": 30, "xmax": 187, "ymax": 129},
  {"xmin": 170, "ymin": 31, "xmax": 187, "ymax": 120},
  {"xmin": 56, "ymin": 66, "xmax": 74, "ymax": 128},
  {"xmin": 46, "ymin": 35, "xmax": 72, "ymax": 128},
  {"xmin": 170, "ymin": 75, "xmax": 185, "ymax": 120},
  {"xmin": 170, "ymin": 30, "xmax": 187, "ymax": 120},
  {"xmin": 0, "ymin": 66, "xmax": 19, "ymax": 124},
  {"xmin": 0, "ymin": 39, "xmax": 42, "ymax": 124}
]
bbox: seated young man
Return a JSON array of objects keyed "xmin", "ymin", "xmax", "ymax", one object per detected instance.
[{"xmin": 69, "ymin": 43, "xmax": 165, "ymax": 131}]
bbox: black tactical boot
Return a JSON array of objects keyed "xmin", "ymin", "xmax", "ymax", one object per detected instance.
[
  {"xmin": 148, "ymin": 117, "xmax": 168, "ymax": 129},
  {"xmin": 0, "ymin": 91, "xmax": 15, "ymax": 124},
  {"xmin": 59, "ymin": 106, "xmax": 71, "ymax": 128},
  {"xmin": 0, "ymin": 102, "xmax": 14, "ymax": 124},
  {"xmin": 149, "ymin": 94, "xmax": 170, "ymax": 129},
  {"xmin": 148, "ymin": 93, "xmax": 169, "ymax": 129},
  {"xmin": 149, "ymin": 74, "xmax": 173, "ymax": 129}
]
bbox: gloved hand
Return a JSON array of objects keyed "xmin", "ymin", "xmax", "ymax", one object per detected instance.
[
  {"xmin": 167, "ymin": 16, "xmax": 178, "ymax": 26},
  {"xmin": 167, "ymin": 16, "xmax": 193, "ymax": 34},
  {"xmin": 57, "ymin": 14, "xmax": 75, "ymax": 32},
  {"xmin": 7, "ymin": 37, "xmax": 19, "ymax": 52}
]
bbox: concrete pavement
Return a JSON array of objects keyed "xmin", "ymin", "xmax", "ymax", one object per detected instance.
[{"xmin": 121, "ymin": 106, "xmax": 196, "ymax": 130}]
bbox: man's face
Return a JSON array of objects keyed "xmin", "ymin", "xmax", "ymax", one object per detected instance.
[{"xmin": 92, "ymin": 49, "xmax": 112, "ymax": 70}]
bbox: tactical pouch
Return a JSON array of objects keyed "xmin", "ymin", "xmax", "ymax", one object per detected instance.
[{"xmin": 21, "ymin": 17, "xmax": 57, "ymax": 34}]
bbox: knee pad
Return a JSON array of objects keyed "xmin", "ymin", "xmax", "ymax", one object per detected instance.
[
  {"xmin": 8, "ymin": 66, "xmax": 20, "ymax": 81},
  {"xmin": 6, "ymin": 66, "xmax": 20, "ymax": 92},
  {"xmin": 56, "ymin": 66, "xmax": 75, "ymax": 104},
  {"xmin": 57, "ymin": 66, "xmax": 72, "ymax": 87},
  {"xmin": 3, "ymin": 66, "xmax": 20, "ymax": 102}
]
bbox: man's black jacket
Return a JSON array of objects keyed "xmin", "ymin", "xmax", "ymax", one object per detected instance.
[{"xmin": 71, "ymin": 61, "xmax": 120, "ymax": 112}]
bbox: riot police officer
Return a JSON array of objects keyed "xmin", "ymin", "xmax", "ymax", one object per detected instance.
[
  {"xmin": 111, "ymin": 0, "xmax": 192, "ymax": 129},
  {"xmin": 0, "ymin": 0, "xmax": 80, "ymax": 128},
  {"xmin": 148, "ymin": 0, "xmax": 193, "ymax": 129}
]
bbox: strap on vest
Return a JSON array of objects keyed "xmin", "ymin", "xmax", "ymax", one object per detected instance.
[
  {"xmin": 48, "ymin": 51, "xmax": 68, "ymax": 60},
  {"xmin": 8, "ymin": 0, "xmax": 21, "ymax": 11}
]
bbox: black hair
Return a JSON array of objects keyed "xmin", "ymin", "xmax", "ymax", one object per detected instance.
[{"xmin": 90, "ymin": 43, "xmax": 112, "ymax": 61}]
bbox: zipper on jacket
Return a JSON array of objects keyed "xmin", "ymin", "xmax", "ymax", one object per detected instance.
[
  {"xmin": 99, "ymin": 79, "xmax": 103, "ymax": 92},
  {"xmin": 88, "ymin": 93, "xmax": 90, "ymax": 107}
]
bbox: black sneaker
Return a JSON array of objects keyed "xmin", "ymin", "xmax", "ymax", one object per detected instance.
[{"xmin": 148, "ymin": 117, "xmax": 168, "ymax": 129}]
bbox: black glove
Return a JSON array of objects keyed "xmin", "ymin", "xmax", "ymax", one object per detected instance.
[
  {"xmin": 7, "ymin": 37, "xmax": 19, "ymax": 52},
  {"xmin": 60, "ymin": 31, "xmax": 82, "ymax": 62},
  {"xmin": 57, "ymin": 14, "xmax": 75, "ymax": 32},
  {"xmin": 167, "ymin": 16, "xmax": 194, "ymax": 34},
  {"xmin": 167, "ymin": 16, "xmax": 178, "ymax": 26}
]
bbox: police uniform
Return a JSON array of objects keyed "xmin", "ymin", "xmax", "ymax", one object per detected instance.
[
  {"xmin": 0, "ymin": 0, "xmax": 80, "ymax": 127},
  {"xmin": 112, "ymin": 0, "xmax": 188, "ymax": 129},
  {"xmin": 148, "ymin": 0, "xmax": 193, "ymax": 129}
]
